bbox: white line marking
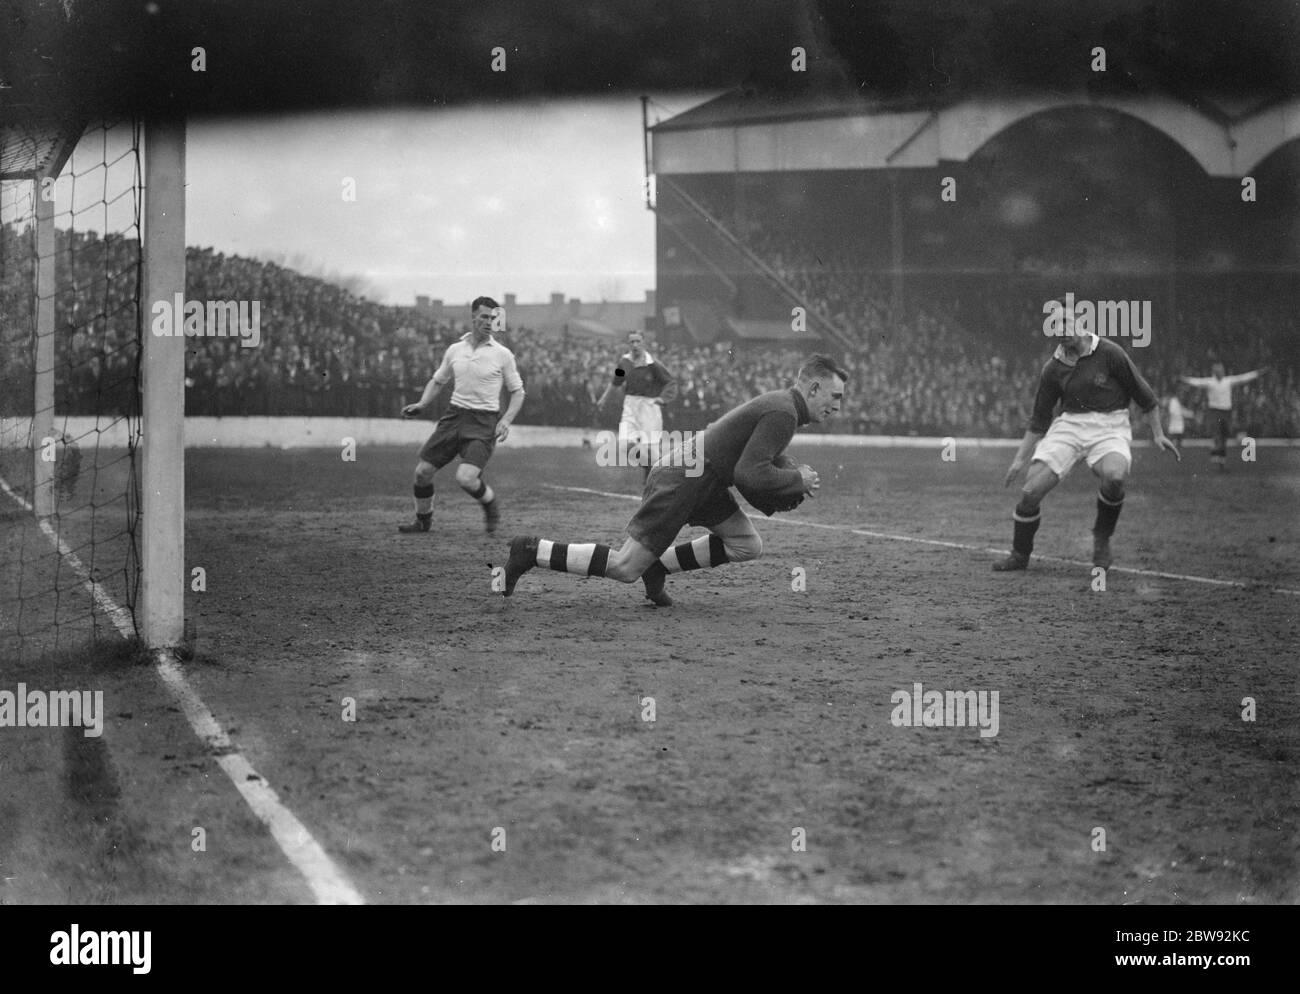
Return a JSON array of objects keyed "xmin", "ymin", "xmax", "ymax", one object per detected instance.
[
  {"xmin": 543, "ymin": 484, "xmax": 1300, "ymax": 597},
  {"xmin": 0, "ymin": 473, "xmax": 365, "ymax": 905}
]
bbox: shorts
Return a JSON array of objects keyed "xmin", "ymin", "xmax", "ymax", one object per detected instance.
[
  {"xmin": 419, "ymin": 406, "xmax": 499, "ymax": 470},
  {"xmin": 619, "ymin": 396, "xmax": 663, "ymax": 443},
  {"xmin": 626, "ymin": 465, "xmax": 741, "ymax": 557},
  {"xmin": 1033, "ymin": 410, "xmax": 1132, "ymax": 479}
]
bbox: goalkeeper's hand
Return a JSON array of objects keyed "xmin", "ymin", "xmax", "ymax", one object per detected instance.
[{"xmin": 799, "ymin": 464, "xmax": 820, "ymax": 498}]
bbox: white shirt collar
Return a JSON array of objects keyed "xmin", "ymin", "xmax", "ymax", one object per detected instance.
[
  {"xmin": 1053, "ymin": 334, "xmax": 1099, "ymax": 365},
  {"xmin": 622, "ymin": 350, "xmax": 653, "ymax": 367}
]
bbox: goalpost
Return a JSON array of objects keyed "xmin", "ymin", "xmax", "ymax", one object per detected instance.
[
  {"xmin": 0, "ymin": 110, "xmax": 186, "ymax": 657},
  {"xmin": 139, "ymin": 119, "xmax": 186, "ymax": 650}
]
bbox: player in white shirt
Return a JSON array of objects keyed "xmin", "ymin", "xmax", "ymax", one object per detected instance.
[
  {"xmin": 398, "ymin": 297, "xmax": 526, "ymax": 533},
  {"xmin": 1180, "ymin": 363, "xmax": 1268, "ymax": 469}
]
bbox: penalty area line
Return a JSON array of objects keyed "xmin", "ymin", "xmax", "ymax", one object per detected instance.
[
  {"xmin": 543, "ymin": 484, "xmax": 1300, "ymax": 598},
  {"xmin": 0, "ymin": 473, "xmax": 366, "ymax": 905}
]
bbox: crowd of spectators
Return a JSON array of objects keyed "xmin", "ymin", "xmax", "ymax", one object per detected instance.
[{"xmin": 2, "ymin": 225, "xmax": 1297, "ymax": 438}]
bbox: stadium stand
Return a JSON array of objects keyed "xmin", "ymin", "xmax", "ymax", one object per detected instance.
[{"xmin": 4, "ymin": 226, "xmax": 1295, "ymax": 437}]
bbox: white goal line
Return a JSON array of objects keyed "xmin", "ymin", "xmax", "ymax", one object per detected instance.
[{"xmin": 0, "ymin": 472, "xmax": 366, "ymax": 906}]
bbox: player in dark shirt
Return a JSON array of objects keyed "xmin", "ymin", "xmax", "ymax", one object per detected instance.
[
  {"xmin": 596, "ymin": 331, "xmax": 678, "ymax": 481},
  {"xmin": 994, "ymin": 330, "xmax": 1179, "ymax": 572},
  {"xmin": 503, "ymin": 355, "xmax": 848, "ymax": 606}
]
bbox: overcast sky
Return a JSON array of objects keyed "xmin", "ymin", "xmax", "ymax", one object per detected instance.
[
  {"xmin": 7, "ymin": 94, "xmax": 713, "ymax": 308},
  {"xmin": 183, "ymin": 95, "xmax": 713, "ymax": 307}
]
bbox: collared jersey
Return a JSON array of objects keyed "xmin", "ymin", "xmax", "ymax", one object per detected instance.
[
  {"xmin": 432, "ymin": 333, "xmax": 524, "ymax": 412},
  {"xmin": 1028, "ymin": 335, "xmax": 1158, "ymax": 434},
  {"xmin": 612, "ymin": 351, "xmax": 674, "ymax": 398},
  {"xmin": 696, "ymin": 387, "xmax": 810, "ymax": 503}
]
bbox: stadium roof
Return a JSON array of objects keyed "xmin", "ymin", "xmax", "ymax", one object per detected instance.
[
  {"xmin": 650, "ymin": 87, "xmax": 952, "ymax": 134},
  {"xmin": 650, "ymin": 85, "xmax": 1296, "ymax": 136}
]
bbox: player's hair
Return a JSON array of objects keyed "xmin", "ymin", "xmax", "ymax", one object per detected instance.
[
  {"xmin": 798, "ymin": 354, "xmax": 850, "ymax": 384},
  {"xmin": 471, "ymin": 296, "xmax": 500, "ymax": 312}
]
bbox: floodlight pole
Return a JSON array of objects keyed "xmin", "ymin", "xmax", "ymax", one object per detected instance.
[
  {"xmin": 140, "ymin": 118, "xmax": 186, "ymax": 649},
  {"xmin": 32, "ymin": 177, "xmax": 55, "ymax": 517}
]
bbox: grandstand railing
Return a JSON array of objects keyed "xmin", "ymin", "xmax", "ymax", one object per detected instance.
[{"xmin": 656, "ymin": 175, "xmax": 856, "ymax": 351}]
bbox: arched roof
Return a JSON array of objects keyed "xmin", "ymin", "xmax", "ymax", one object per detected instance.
[{"xmin": 652, "ymin": 89, "xmax": 1300, "ymax": 178}]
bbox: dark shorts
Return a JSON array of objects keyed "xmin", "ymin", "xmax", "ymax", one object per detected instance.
[
  {"xmin": 626, "ymin": 465, "xmax": 741, "ymax": 557},
  {"xmin": 419, "ymin": 407, "xmax": 499, "ymax": 470}
]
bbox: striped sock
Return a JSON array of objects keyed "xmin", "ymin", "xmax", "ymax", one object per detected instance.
[
  {"xmin": 660, "ymin": 534, "xmax": 728, "ymax": 573},
  {"xmin": 466, "ymin": 479, "xmax": 496, "ymax": 505},
  {"xmin": 536, "ymin": 540, "xmax": 610, "ymax": 577},
  {"xmin": 1094, "ymin": 491, "xmax": 1124, "ymax": 537},
  {"xmin": 1012, "ymin": 502, "xmax": 1041, "ymax": 556},
  {"xmin": 413, "ymin": 482, "xmax": 434, "ymax": 516}
]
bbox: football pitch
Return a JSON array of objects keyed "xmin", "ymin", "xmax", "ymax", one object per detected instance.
[{"xmin": 3, "ymin": 441, "xmax": 1298, "ymax": 903}]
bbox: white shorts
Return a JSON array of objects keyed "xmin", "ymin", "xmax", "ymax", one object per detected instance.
[
  {"xmin": 1033, "ymin": 410, "xmax": 1132, "ymax": 479},
  {"xmin": 619, "ymin": 395, "xmax": 663, "ymax": 445}
]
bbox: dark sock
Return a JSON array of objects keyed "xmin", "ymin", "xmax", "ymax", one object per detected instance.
[
  {"xmin": 662, "ymin": 534, "xmax": 728, "ymax": 573},
  {"xmin": 1012, "ymin": 501, "xmax": 1041, "ymax": 556},
  {"xmin": 413, "ymin": 482, "xmax": 434, "ymax": 516},
  {"xmin": 1094, "ymin": 491, "xmax": 1124, "ymax": 537}
]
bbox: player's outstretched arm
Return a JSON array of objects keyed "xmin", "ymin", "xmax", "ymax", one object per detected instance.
[
  {"xmin": 1003, "ymin": 430, "xmax": 1044, "ymax": 487},
  {"xmin": 1145, "ymin": 405, "xmax": 1181, "ymax": 462},
  {"xmin": 1227, "ymin": 368, "xmax": 1268, "ymax": 386},
  {"xmin": 402, "ymin": 376, "xmax": 444, "ymax": 419}
]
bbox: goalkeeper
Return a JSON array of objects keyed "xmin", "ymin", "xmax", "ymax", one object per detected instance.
[{"xmin": 502, "ymin": 355, "xmax": 848, "ymax": 607}]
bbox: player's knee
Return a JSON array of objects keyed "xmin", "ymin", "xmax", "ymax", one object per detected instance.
[
  {"xmin": 1100, "ymin": 477, "xmax": 1125, "ymax": 502},
  {"xmin": 414, "ymin": 463, "xmax": 436, "ymax": 486},
  {"xmin": 1017, "ymin": 487, "xmax": 1044, "ymax": 510},
  {"xmin": 455, "ymin": 463, "xmax": 480, "ymax": 488},
  {"xmin": 723, "ymin": 532, "xmax": 762, "ymax": 563}
]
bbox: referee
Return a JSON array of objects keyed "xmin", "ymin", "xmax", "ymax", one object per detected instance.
[{"xmin": 398, "ymin": 296, "xmax": 525, "ymax": 534}]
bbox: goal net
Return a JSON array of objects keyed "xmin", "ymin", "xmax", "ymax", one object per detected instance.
[{"xmin": 0, "ymin": 117, "xmax": 144, "ymax": 661}]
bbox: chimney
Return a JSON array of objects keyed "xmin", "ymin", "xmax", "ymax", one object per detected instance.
[
  {"xmin": 550, "ymin": 292, "xmax": 565, "ymax": 309},
  {"xmin": 415, "ymin": 295, "xmax": 430, "ymax": 311},
  {"xmin": 431, "ymin": 299, "xmax": 444, "ymax": 319},
  {"xmin": 569, "ymin": 298, "xmax": 582, "ymax": 316},
  {"xmin": 504, "ymin": 293, "xmax": 517, "ymax": 309}
]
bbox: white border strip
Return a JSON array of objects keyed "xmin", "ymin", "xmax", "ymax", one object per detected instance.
[
  {"xmin": 0, "ymin": 474, "xmax": 365, "ymax": 906},
  {"xmin": 5, "ymin": 415, "xmax": 1300, "ymax": 450},
  {"xmin": 544, "ymin": 484, "xmax": 1300, "ymax": 598}
]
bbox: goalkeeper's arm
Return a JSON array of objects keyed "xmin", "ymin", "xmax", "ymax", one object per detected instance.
[{"xmin": 733, "ymin": 414, "xmax": 807, "ymax": 508}]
